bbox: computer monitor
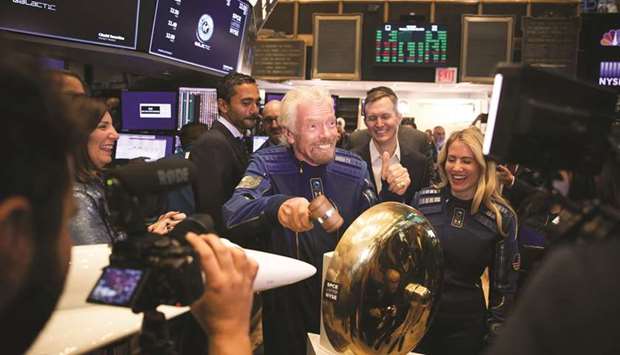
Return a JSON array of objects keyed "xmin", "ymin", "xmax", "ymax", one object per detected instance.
[
  {"xmin": 121, "ymin": 91, "xmax": 177, "ymax": 131},
  {"xmin": 252, "ymin": 136, "xmax": 269, "ymax": 152},
  {"xmin": 265, "ymin": 92, "xmax": 285, "ymax": 103},
  {"xmin": 149, "ymin": 0, "xmax": 251, "ymax": 75},
  {"xmin": 115, "ymin": 133, "xmax": 176, "ymax": 162},
  {"xmin": 374, "ymin": 23, "xmax": 448, "ymax": 66},
  {"xmin": 0, "ymin": 0, "xmax": 140, "ymax": 49}
]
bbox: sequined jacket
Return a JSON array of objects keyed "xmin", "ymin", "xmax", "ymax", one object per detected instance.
[
  {"xmin": 69, "ymin": 179, "xmax": 124, "ymax": 245},
  {"xmin": 411, "ymin": 187, "xmax": 519, "ymax": 336}
]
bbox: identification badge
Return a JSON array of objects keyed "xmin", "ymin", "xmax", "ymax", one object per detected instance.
[
  {"xmin": 310, "ymin": 178, "xmax": 324, "ymax": 198},
  {"xmin": 451, "ymin": 207, "xmax": 465, "ymax": 228}
]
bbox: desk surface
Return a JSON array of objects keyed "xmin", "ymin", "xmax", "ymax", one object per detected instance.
[{"xmin": 27, "ymin": 305, "xmax": 188, "ymax": 354}]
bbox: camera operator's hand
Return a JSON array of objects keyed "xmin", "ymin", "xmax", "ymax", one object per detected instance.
[
  {"xmin": 186, "ymin": 233, "xmax": 257, "ymax": 355},
  {"xmin": 278, "ymin": 197, "xmax": 314, "ymax": 232},
  {"xmin": 148, "ymin": 211, "xmax": 186, "ymax": 235}
]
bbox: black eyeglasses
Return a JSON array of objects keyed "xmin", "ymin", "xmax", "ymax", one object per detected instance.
[{"xmin": 262, "ymin": 116, "xmax": 278, "ymax": 125}]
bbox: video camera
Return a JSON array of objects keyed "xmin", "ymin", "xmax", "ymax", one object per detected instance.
[
  {"xmin": 483, "ymin": 63, "xmax": 619, "ymax": 244},
  {"xmin": 87, "ymin": 159, "xmax": 207, "ymax": 313},
  {"xmin": 483, "ymin": 63, "xmax": 618, "ymax": 174}
]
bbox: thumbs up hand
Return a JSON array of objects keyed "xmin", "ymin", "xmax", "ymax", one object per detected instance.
[{"xmin": 381, "ymin": 151, "xmax": 411, "ymax": 196}]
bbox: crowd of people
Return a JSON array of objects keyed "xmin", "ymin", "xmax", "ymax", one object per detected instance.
[{"xmin": 2, "ymin": 39, "xmax": 619, "ymax": 355}]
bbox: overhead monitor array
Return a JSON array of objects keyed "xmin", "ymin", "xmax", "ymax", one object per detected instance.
[
  {"xmin": 0, "ymin": 0, "xmax": 250, "ymax": 75},
  {"xmin": 149, "ymin": 0, "xmax": 251, "ymax": 74},
  {"xmin": 0, "ymin": 0, "xmax": 141, "ymax": 49}
]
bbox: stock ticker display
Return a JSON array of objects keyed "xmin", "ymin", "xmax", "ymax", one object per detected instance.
[{"xmin": 375, "ymin": 23, "xmax": 448, "ymax": 66}]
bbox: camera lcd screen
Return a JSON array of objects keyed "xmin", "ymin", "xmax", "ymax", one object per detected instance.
[{"xmin": 87, "ymin": 267, "xmax": 146, "ymax": 307}]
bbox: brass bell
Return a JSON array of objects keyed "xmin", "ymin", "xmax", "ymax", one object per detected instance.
[{"xmin": 322, "ymin": 202, "xmax": 443, "ymax": 354}]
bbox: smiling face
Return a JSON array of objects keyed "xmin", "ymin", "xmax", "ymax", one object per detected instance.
[
  {"xmin": 445, "ymin": 140, "xmax": 481, "ymax": 200},
  {"xmin": 87, "ymin": 112, "xmax": 119, "ymax": 170},
  {"xmin": 262, "ymin": 100, "xmax": 283, "ymax": 143},
  {"xmin": 364, "ymin": 96, "xmax": 401, "ymax": 147},
  {"xmin": 219, "ymin": 83, "xmax": 260, "ymax": 132},
  {"xmin": 287, "ymin": 102, "xmax": 338, "ymax": 166}
]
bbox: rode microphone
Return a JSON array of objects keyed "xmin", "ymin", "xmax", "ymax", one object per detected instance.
[{"xmin": 105, "ymin": 159, "xmax": 196, "ymax": 196}]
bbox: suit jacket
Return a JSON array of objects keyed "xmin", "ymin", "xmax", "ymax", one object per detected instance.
[
  {"xmin": 351, "ymin": 127, "xmax": 432, "ymax": 203},
  {"xmin": 190, "ymin": 119, "xmax": 249, "ymax": 235}
]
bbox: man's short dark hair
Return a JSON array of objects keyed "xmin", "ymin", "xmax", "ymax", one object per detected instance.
[
  {"xmin": 364, "ymin": 86, "xmax": 399, "ymax": 116},
  {"xmin": 47, "ymin": 69, "xmax": 88, "ymax": 95},
  {"xmin": 217, "ymin": 72, "xmax": 256, "ymax": 103},
  {"xmin": 1, "ymin": 54, "xmax": 81, "ymax": 244},
  {"xmin": 179, "ymin": 122, "xmax": 209, "ymax": 150}
]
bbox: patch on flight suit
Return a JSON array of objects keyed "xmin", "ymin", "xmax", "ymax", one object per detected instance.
[
  {"xmin": 512, "ymin": 253, "xmax": 521, "ymax": 271},
  {"xmin": 310, "ymin": 178, "xmax": 324, "ymax": 198},
  {"xmin": 236, "ymin": 175, "xmax": 262, "ymax": 189},
  {"xmin": 451, "ymin": 207, "xmax": 465, "ymax": 228}
]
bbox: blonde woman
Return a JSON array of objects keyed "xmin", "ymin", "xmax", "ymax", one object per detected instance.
[{"xmin": 411, "ymin": 127, "xmax": 519, "ymax": 355}]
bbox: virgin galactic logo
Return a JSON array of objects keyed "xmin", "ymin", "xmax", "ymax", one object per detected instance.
[
  {"xmin": 12, "ymin": 0, "xmax": 56, "ymax": 11},
  {"xmin": 196, "ymin": 14, "xmax": 214, "ymax": 43}
]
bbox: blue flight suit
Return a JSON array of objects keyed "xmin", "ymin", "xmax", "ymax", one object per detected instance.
[
  {"xmin": 223, "ymin": 145, "xmax": 377, "ymax": 355},
  {"xmin": 411, "ymin": 187, "xmax": 519, "ymax": 355}
]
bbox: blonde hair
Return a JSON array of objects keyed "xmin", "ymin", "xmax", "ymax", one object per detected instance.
[
  {"xmin": 279, "ymin": 87, "xmax": 334, "ymax": 133},
  {"xmin": 436, "ymin": 127, "xmax": 515, "ymax": 236}
]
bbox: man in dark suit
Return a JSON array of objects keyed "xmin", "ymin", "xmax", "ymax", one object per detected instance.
[
  {"xmin": 190, "ymin": 72, "xmax": 260, "ymax": 235},
  {"xmin": 351, "ymin": 86, "xmax": 432, "ymax": 203}
]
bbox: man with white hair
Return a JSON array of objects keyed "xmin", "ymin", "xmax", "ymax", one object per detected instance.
[{"xmin": 223, "ymin": 87, "xmax": 377, "ymax": 355}]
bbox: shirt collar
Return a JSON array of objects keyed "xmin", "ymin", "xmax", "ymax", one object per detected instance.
[
  {"xmin": 369, "ymin": 138, "xmax": 401, "ymax": 164},
  {"xmin": 218, "ymin": 116, "xmax": 244, "ymax": 139}
]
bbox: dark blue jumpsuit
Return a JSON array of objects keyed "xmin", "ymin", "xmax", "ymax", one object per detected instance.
[
  {"xmin": 223, "ymin": 145, "xmax": 377, "ymax": 355},
  {"xmin": 411, "ymin": 187, "xmax": 519, "ymax": 355}
]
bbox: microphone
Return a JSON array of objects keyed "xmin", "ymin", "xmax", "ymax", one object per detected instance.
[{"xmin": 105, "ymin": 159, "xmax": 196, "ymax": 196}]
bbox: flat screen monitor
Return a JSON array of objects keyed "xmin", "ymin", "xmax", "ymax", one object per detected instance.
[
  {"xmin": 0, "ymin": 1, "xmax": 140, "ymax": 49},
  {"xmin": 265, "ymin": 92, "xmax": 285, "ymax": 103},
  {"xmin": 579, "ymin": 14, "xmax": 620, "ymax": 91},
  {"xmin": 149, "ymin": 0, "xmax": 251, "ymax": 75},
  {"xmin": 122, "ymin": 91, "xmax": 177, "ymax": 131},
  {"xmin": 115, "ymin": 133, "xmax": 176, "ymax": 162},
  {"xmin": 252, "ymin": 136, "xmax": 269, "ymax": 152},
  {"xmin": 374, "ymin": 23, "xmax": 448, "ymax": 66}
]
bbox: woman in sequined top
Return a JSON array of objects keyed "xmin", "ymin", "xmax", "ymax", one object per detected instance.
[
  {"xmin": 68, "ymin": 96, "xmax": 123, "ymax": 245},
  {"xmin": 68, "ymin": 97, "xmax": 187, "ymax": 245}
]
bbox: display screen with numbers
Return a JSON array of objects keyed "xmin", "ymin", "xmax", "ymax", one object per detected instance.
[
  {"xmin": 0, "ymin": 0, "xmax": 140, "ymax": 49},
  {"xmin": 374, "ymin": 23, "xmax": 448, "ymax": 66},
  {"xmin": 149, "ymin": 0, "xmax": 250, "ymax": 75}
]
